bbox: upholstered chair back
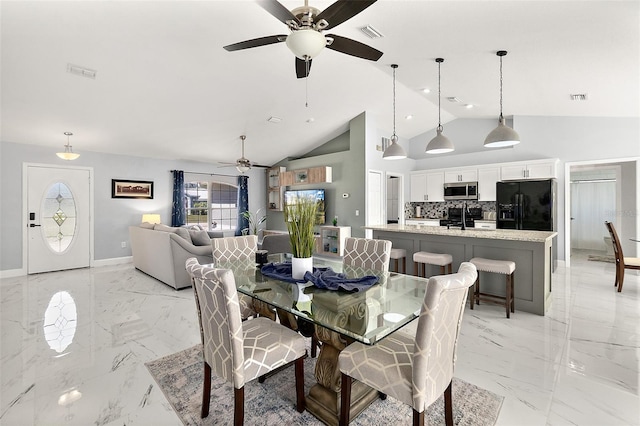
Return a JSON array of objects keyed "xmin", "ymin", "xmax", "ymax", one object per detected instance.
[
  {"xmin": 186, "ymin": 258, "xmax": 246, "ymax": 389},
  {"xmin": 212, "ymin": 235, "xmax": 258, "ymax": 262},
  {"xmin": 411, "ymin": 262, "xmax": 477, "ymax": 411},
  {"xmin": 342, "ymin": 237, "xmax": 392, "ymax": 272}
]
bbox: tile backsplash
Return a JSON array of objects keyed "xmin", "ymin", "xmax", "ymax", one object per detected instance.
[{"xmin": 405, "ymin": 201, "xmax": 496, "ymax": 219}]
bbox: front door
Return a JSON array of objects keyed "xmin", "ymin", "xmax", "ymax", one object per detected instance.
[{"xmin": 27, "ymin": 165, "xmax": 91, "ymax": 273}]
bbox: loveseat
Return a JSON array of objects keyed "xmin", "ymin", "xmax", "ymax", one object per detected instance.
[{"xmin": 129, "ymin": 224, "xmax": 220, "ymax": 290}]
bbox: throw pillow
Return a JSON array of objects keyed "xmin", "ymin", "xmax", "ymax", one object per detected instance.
[
  {"xmin": 154, "ymin": 224, "xmax": 175, "ymax": 233},
  {"xmin": 189, "ymin": 229, "xmax": 211, "ymax": 246},
  {"xmin": 174, "ymin": 227, "xmax": 193, "ymax": 244}
]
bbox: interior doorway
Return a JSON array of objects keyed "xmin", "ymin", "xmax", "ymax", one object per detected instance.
[{"xmin": 385, "ymin": 173, "xmax": 404, "ymax": 225}]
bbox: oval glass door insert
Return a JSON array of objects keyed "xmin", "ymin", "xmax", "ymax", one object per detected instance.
[{"xmin": 41, "ymin": 182, "xmax": 77, "ymax": 253}]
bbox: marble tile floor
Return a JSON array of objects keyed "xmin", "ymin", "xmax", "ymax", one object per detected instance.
[{"xmin": 1, "ymin": 253, "xmax": 638, "ymax": 426}]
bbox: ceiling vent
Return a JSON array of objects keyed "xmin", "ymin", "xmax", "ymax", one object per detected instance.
[
  {"xmin": 267, "ymin": 116, "xmax": 282, "ymax": 123},
  {"xmin": 570, "ymin": 93, "xmax": 588, "ymax": 101},
  {"xmin": 360, "ymin": 25, "xmax": 384, "ymax": 39},
  {"xmin": 447, "ymin": 97, "xmax": 461, "ymax": 103},
  {"xmin": 66, "ymin": 63, "xmax": 96, "ymax": 79}
]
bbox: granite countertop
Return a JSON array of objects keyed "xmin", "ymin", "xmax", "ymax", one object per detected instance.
[{"xmin": 365, "ymin": 223, "xmax": 556, "ymax": 242}]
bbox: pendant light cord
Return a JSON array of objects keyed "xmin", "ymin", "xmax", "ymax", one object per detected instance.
[
  {"xmin": 498, "ymin": 52, "xmax": 505, "ymax": 120},
  {"xmin": 392, "ymin": 64, "xmax": 397, "ymax": 137},
  {"xmin": 437, "ymin": 59, "xmax": 442, "ymax": 130}
]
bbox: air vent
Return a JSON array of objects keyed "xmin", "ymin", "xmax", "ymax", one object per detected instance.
[
  {"xmin": 66, "ymin": 64, "xmax": 97, "ymax": 79},
  {"xmin": 570, "ymin": 93, "xmax": 588, "ymax": 101},
  {"xmin": 267, "ymin": 116, "xmax": 282, "ymax": 123},
  {"xmin": 360, "ymin": 25, "xmax": 384, "ymax": 39},
  {"xmin": 447, "ymin": 97, "xmax": 461, "ymax": 103}
]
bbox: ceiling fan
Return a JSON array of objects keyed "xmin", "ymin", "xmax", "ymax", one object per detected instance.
[
  {"xmin": 220, "ymin": 135, "xmax": 271, "ymax": 173},
  {"xmin": 223, "ymin": 0, "xmax": 383, "ymax": 78}
]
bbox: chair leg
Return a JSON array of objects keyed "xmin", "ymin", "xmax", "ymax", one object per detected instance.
[
  {"xmin": 617, "ymin": 265, "xmax": 625, "ymax": 292},
  {"xmin": 506, "ymin": 274, "xmax": 511, "ymax": 319},
  {"xmin": 402, "ymin": 257, "xmax": 406, "ymax": 274},
  {"xmin": 234, "ymin": 386, "xmax": 244, "ymax": 426},
  {"xmin": 444, "ymin": 380, "xmax": 453, "ymax": 426},
  {"xmin": 340, "ymin": 373, "xmax": 352, "ymax": 426},
  {"xmin": 469, "ymin": 280, "xmax": 475, "ymax": 310},
  {"xmin": 448, "ymin": 263, "xmax": 453, "ymax": 274},
  {"xmin": 311, "ymin": 334, "xmax": 319, "ymax": 358},
  {"xmin": 413, "ymin": 409, "xmax": 425, "ymax": 426},
  {"xmin": 511, "ymin": 272, "xmax": 516, "ymax": 313},
  {"xmin": 414, "ymin": 262, "xmax": 419, "ymax": 277},
  {"xmin": 440, "ymin": 265, "xmax": 445, "ymax": 274},
  {"xmin": 201, "ymin": 362, "xmax": 211, "ymax": 418},
  {"xmin": 295, "ymin": 357, "xmax": 306, "ymax": 413}
]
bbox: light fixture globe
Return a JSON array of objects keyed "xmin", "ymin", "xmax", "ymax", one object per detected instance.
[
  {"xmin": 286, "ymin": 29, "xmax": 327, "ymax": 60},
  {"xmin": 383, "ymin": 134, "xmax": 407, "ymax": 160},
  {"xmin": 484, "ymin": 116, "xmax": 521, "ymax": 147},
  {"xmin": 426, "ymin": 127, "xmax": 455, "ymax": 154},
  {"xmin": 56, "ymin": 132, "xmax": 80, "ymax": 160}
]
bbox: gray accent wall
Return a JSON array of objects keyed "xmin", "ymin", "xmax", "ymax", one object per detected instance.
[{"xmin": 0, "ymin": 141, "xmax": 266, "ymax": 272}]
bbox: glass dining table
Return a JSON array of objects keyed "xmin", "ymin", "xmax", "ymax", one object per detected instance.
[{"xmin": 214, "ymin": 253, "xmax": 428, "ymax": 425}]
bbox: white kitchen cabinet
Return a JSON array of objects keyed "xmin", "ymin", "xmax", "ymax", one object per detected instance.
[
  {"xmin": 410, "ymin": 172, "xmax": 444, "ymax": 202},
  {"xmin": 477, "ymin": 167, "xmax": 500, "ymax": 201},
  {"xmin": 500, "ymin": 159, "xmax": 558, "ymax": 180},
  {"xmin": 474, "ymin": 220, "xmax": 497, "ymax": 230},
  {"xmin": 444, "ymin": 169, "xmax": 478, "ymax": 183}
]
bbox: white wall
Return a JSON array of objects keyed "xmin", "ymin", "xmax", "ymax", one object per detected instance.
[{"xmin": 0, "ymin": 141, "xmax": 266, "ymax": 272}]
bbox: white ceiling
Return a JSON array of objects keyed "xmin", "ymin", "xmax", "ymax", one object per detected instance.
[{"xmin": 2, "ymin": 1, "xmax": 638, "ymax": 167}]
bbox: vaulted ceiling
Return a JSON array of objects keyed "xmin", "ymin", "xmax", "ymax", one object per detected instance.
[{"xmin": 2, "ymin": 1, "xmax": 638, "ymax": 168}]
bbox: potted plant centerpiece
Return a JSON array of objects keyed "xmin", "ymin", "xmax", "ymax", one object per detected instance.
[{"xmin": 284, "ymin": 194, "xmax": 319, "ymax": 279}]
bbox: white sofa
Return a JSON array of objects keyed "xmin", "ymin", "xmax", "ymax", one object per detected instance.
[{"xmin": 129, "ymin": 224, "xmax": 215, "ymax": 290}]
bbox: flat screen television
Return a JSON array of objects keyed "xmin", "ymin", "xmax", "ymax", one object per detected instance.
[{"xmin": 284, "ymin": 189, "xmax": 326, "ymax": 225}]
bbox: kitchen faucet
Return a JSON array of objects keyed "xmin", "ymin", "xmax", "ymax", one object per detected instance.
[{"xmin": 461, "ymin": 201, "xmax": 469, "ymax": 230}]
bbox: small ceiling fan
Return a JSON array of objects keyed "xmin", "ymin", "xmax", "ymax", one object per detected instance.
[
  {"xmin": 220, "ymin": 135, "xmax": 271, "ymax": 173},
  {"xmin": 223, "ymin": 0, "xmax": 383, "ymax": 78}
]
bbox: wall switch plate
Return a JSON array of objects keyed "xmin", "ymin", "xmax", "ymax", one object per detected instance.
[
  {"xmin": 121, "ymin": 242, "xmax": 127, "ymax": 248},
  {"xmin": 355, "ymin": 210, "xmax": 360, "ymax": 216}
]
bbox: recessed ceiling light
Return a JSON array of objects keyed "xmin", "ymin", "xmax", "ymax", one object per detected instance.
[
  {"xmin": 422, "ymin": 88, "xmax": 431, "ymax": 94},
  {"xmin": 267, "ymin": 116, "xmax": 282, "ymax": 123},
  {"xmin": 306, "ymin": 118, "xmax": 315, "ymax": 123},
  {"xmin": 464, "ymin": 104, "xmax": 474, "ymax": 109},
  {"xmin": 405, "ymin": 115, "xmax": 413, "ymax": 120}
]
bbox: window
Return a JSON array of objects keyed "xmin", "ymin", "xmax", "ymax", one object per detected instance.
[{"xmin": 184, "ymin": 180, "xmax": 238, "ymax": 231}]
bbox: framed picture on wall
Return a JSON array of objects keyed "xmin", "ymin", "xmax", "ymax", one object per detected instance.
[{"xmin": 111, "ymin": 179, "xmax": 154, "ymax": 199}]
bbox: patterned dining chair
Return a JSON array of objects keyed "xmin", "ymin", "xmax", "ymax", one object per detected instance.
[
  {"xmin": 186, "ymin": 258, "xmax": 306, "ymax": 424},
  {"xmin": 605, "ymin": 221, "xmax": 640, "ymax": 292},
  {"xmin": 338, "ymin": 262, "xmax": 478, "ymax": 426},
  {"xmin": 212, "ymin": 235, "xmax": 274, "ymax": 320},
  {"xmin": 342, "ymin": 237, "xmax": 392, "ymax": 272}
]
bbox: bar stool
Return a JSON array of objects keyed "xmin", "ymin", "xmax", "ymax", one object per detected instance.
[
  {"xmin": 389, "ymin": 248, "xmax": 407, "ymax": 273},
  {"xmin": 469, "ymin": 257, "xmax": 516, "ymax": 318},
  {"xmin": 413, "ymin": 251, "xmax": 453, "ymax": 278}
]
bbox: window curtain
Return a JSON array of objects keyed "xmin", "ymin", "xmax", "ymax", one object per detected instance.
[
  {"xmin": 235, "ymin": 175, "xmax": 249, "ymax": 236},
  {"xmin": 171, "ymin": 170, "xmax": 186, "ymax": 227}
]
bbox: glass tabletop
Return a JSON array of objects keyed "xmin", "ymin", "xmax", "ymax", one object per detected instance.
[{"xmin": 214, "ymin": 253, "xmax": 427, "ymax": 345}]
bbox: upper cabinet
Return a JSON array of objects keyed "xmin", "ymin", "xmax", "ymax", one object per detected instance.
[
  {"xmin": 268, "ymin": 167, "xmax": 286, "ymax": 188},
  {"xmin": 500, "ymin": 159, "xmax": 559, "ymax": 180},
  {"xmin": 281, "ymin": 166, "xmax": 332, "ymax": 186},
  {"xmin": 477, "ymin": 167, "xmax": 500, "ymax": 201},
  {"xmin": 267, "ymin": 167, "xmax": 286, "ymax": 211},
  {"xmin": 444, "ymin": 169, "xmax": 478, "ymax": 183},
  {"xmin": 410, "ymin": 171, "xmax": 444, "ymax": 202}
]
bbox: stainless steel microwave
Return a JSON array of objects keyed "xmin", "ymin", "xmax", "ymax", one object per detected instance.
[{"xmin": 443, "ymin": 182, "xmax": 478, "ymax": 200}]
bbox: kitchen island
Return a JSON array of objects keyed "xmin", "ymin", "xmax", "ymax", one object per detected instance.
[{"xmin": 366, "ymin": 224, "xmax": 557, "ymax": 315}]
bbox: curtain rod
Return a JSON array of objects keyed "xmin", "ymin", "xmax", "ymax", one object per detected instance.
[{"xmin": 170, "ymin": 170, "xmax": 243, "ymax": 178}]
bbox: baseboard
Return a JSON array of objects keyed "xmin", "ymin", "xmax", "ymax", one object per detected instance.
[
  {"xmin": 0, "ymin": 268, "xmax": 27, "ymax": 279},
  {"xmin": 93, "ymin": 256, "xmax": 133, "ymax": 267}
]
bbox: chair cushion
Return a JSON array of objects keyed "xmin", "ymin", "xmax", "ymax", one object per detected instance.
[
  {"xmin": 339, "ymin": 333, "xmax": 414, "ymax": 407},
  {"xmin": 242, "ymin": 317, "xmax": 307, "ymax": 384},
  {"xmin": 469, "ymin": 257, "xmax": 515, "ymax": 274},
  {"xmin": 623, "ymin": 257, "xmax": 640, "ymax": 267},
  {"xmin": 413, "ymin": 252, "xmax": 452, "ymax": 266},
  {"xmin": 390, "ymin": 248, "xmax": 407, "ymax": 259}
]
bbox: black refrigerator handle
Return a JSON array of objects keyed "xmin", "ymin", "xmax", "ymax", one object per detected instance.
[{"xmin": 516, "ymin": 193, "xmax": 522, "ymax": 229}]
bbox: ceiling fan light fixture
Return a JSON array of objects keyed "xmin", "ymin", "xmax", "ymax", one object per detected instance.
[
  {"xmin": 56, "ymin": 132, "xmax": 80, "ymax": 160},
  {"xmin": 426, "ymin": 58, "xmax": 454, "ymax": 155},
  {"xmin": 236, "ymin": 163, "xmax": 251, "ymax": 173},
  {"xmin": 484, "ymin": 50, "xmax": 520, "ymax": 148},
  {"xmin": 285, "ymin": 29, "xmax": 326, "ymax": 59}
]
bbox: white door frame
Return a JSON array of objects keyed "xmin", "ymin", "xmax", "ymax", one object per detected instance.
[
  {"xmin": 22, "ymin": 163, "xmax": 95, "ymax": 274},
  {"xmin": 564, "ymin": 157, "xmax": 638, "ymax": 268}
]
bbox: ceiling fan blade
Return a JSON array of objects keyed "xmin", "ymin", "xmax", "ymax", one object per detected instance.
[
  {"xmin": 326, "ymin": 34, "xmax": 383, "ymax": 61},
  {"xmin": 259, "ymin": 0, "xmax": 302, "ymax": 27},
  {"xmin": 251, "ymin": 163, "xmax": 272, "ymax": 169},
  {"xmin": 316, "ymin": 0, "xmax": 377, "ymax": 31},
  {"xmin": 295, "ymin": 57, "xmax": 313, "ymax": 78},
  {"xmin": 223, "ymin": 35, "xmax": 286, "ymax": 52}
]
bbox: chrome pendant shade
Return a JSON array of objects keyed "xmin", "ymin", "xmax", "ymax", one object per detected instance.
[
  {"xmin": 56, "ymin": 132, "xmax": 80, "ymax": 160},
  {"xmin": 383, "ymin": 64, "xmax": 407, "ymax": 160},
  {"xmin": 426, "ymin": 58, "xmax": 454, "ymax": 154},
  {"xmin": 484, "ymin": 50, "xmax": 520, "ymax": 148}
]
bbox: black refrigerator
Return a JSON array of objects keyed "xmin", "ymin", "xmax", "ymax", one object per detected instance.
[{"xmin": 496, "ymin": 179, "xmax": 556, "ymax": 231}]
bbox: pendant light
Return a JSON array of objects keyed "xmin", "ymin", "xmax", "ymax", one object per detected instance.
[
  {"xmin": 426, "ymin": 58, "xmax": 454, "ymax": 154},
  {"xmin": 383, "ymin": 64, "xmax": 407, "ymax": 160},
  {"xmin": 56, "ymin": 132, "xmax": 80, "ymax": 160},
  {"xmin": 484, "ymin": 50, "xmax": 520, "ymax": 148}
]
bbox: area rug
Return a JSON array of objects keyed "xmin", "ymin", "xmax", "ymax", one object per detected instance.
[
  {"xmin": 588, "ymin": 254, "xmax": 616, "ymax": 263},
  {"xmin": 146, "ymin": 344, "xmax": 503, "ymax": 426}
]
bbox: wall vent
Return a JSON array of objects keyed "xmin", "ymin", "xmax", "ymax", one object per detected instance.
[
  {"xmin": 360, "ymin": 25, "xmax": 384, "ymax": 39},
  {"xmin": 570, "ymin": 93, "xmax": 588, "ymax": 101},
  {"xmin": 66, "ymin": 64, "xmax": 97, "ymax": 79},
  {"xmin": 447, "ymin": 97, "xmax": 461, "ymax": 103}
]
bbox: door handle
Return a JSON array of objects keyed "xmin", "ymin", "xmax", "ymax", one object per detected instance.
[{"xmin": 29, "ymin": 224, "xmax": 41, "ymax": 227}]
